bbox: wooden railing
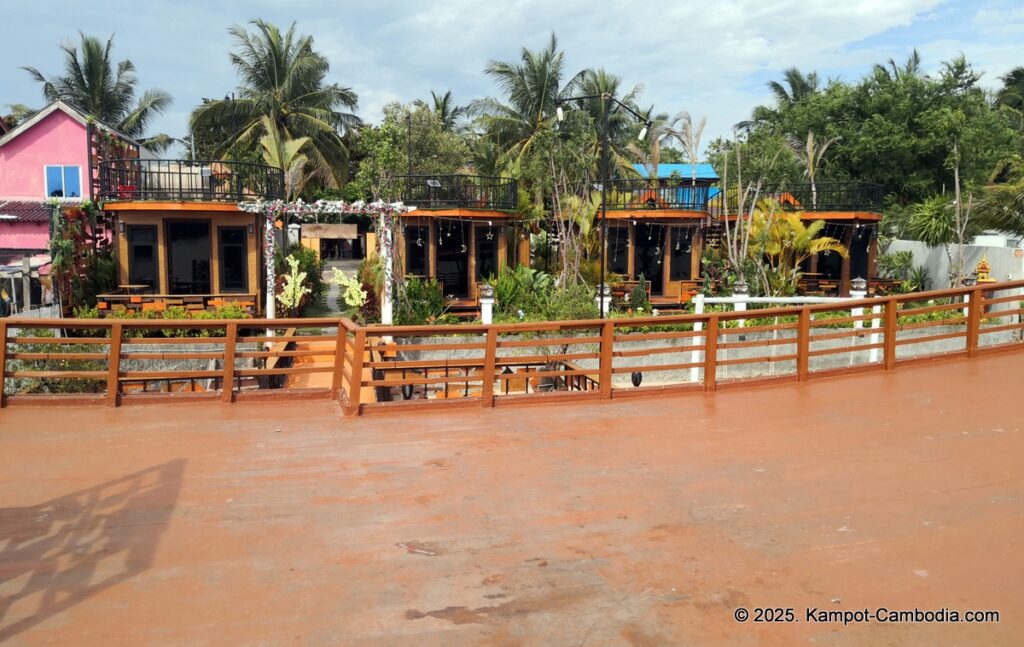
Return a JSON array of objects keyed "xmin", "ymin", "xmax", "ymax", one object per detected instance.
[{"xmin": 2, "ymin": 281, "xmax": 1023, "ymax": 413}]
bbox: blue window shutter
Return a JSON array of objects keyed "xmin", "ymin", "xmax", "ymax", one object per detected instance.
[
  {"xmin": 45, "ymin": 166, "xmax": 64, "ymax": 197},
  {"xmin": 63, "ymin": 166, "xmax": 81, "ymax": 197}
]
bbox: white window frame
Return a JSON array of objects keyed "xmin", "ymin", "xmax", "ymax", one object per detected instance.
[{"xmin": 43, "ymin": 164, "xmax": 84, "ymax": 200}]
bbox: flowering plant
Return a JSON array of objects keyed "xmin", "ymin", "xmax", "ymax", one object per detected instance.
[{"xmin": 276, "ymin": 255, "xmax": 311, "ymax": 315}]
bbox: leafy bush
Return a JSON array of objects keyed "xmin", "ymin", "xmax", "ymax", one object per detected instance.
[
  {"xmin": 6, "ymin": 329, "xmax": 105, "ymax": 394},
  {"xmin": 877, "ymin": 251, "xmax": 914, "ymax": 280},
  {"xmin": 490, "ymin": 265, "xmax": 553, "ymax": 318},
  {"xmin": 396, "ymin": 277, "xmax": 453, "ymax": 325},
  {"xmin": 627, "ymin": 274, "xmax": 651, "ymax": 313}
]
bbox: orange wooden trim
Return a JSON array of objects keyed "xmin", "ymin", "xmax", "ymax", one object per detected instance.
[
  {"xmin": 103, "ymin": 201, "xmax": 243, "ymax": 212},
  {"xmin": 400, "ymin": 209, "xmax": 512, "ymax": 218},
  {"xmin": 604, "ymin": 210, "xmax": 706, "ymax": 220},
  {"xmin": 800, "ymin": 211, "xmax": 882, "ymax": 221}
]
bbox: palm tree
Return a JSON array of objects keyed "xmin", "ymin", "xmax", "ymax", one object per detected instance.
[
  {"xmin": 767, "ymin": 68, "xmax": 820, "ymax": 107},
  {"xmin": 750, "ymin": 208, "xmax": 847, "ymax": 295},
  {"xmin": 258, "ymin": 117, "xmax": 319, "ymax": 200},
  {"xmin": 23, "ymin": 32, "xmax": 171, "ymax": 148},
  {"xmin": 786, "ymin": 130, "xmax": 840, "ymax": 208},
  {"xmin": 872, "ymin": 49, "xmax": 923, "ymax": 83},
  {"xmin": 676, "ymin": 112, "xmax": 707, "ymax": 185},
  {"xmin": 414, "ymin": 90, "xmax": 465, "ymax": 131},
  {"xmin": 577, "ymin": 69, "xmax": 646, "ymax": 169},
  {"xmin": 190, "ymin": 20, "xmax": 360, "ymax": 186},
  {"xmin": 996, "ymin": 67, "xmax": 1024, "ymax": 111},
  {"xmin": 470, "ymin": 33, "xmax": 584, "ymax": 170},
  {"xmin": 627, "ymin": 112, "xmax": 678, "ymax": 180}
]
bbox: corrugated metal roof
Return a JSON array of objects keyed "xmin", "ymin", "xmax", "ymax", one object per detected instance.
[
  {"xmin": 0, "ymin": 201, "xmax": 57, "ymax": 223},
  {"xmin": 632, "ymin": 163, "xmax": 719, "ymax": 180}
]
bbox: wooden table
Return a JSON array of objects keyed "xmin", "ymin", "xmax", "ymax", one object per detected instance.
[{"xmin": 118, "ymin": 284, "xmax": 150, "ymax": 295}]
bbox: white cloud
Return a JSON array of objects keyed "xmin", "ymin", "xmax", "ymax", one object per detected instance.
[{"xmin": 5, "ymin": 0, "xmax": 1019, "ymax": 155}]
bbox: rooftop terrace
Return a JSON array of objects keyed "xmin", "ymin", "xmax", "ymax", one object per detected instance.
[
  {"xmin": 1, "ymin": 352, "xmax": 1022, "ymax": 644},
  {"xmin": 97, "ymin": 159, "xmax": 285, "ymax": 203}
]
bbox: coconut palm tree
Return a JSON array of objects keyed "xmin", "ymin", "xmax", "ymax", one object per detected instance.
[
  {"xmin": 258, "ymin": 117, "xmax": 320, "ymax": 200},
  {"xmin": 190, "ymin": 20, "xmax": 360, "ymax": 186},
  {"xmin": 575, "ymin": 68, "xmax": 647, "ymax": 173},
  {"xmin": 996, "ymin": 67, "xmax": 1024, "ymax": 111},
  {"xmin": 414, "ymin": 90, "xmax": 465, "ymax": 131},
  {"xmin": 768, "ymin": 68, "xmax": 820, "ymax": 107},
  {"xmin": 470, "ymin": 33, "xmax": 584, "ymax": 170},
  {"xmin": 23, "ymin": 32, "xmax": 172, "ymax": 148}
]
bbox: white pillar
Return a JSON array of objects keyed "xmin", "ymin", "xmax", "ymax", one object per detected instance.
[
  {"xmin": 479, "ymin": 283, "xmax": 495, "ymax": 325},
  {"xmin": 690, "ymin": 293, "xmax": 704, "ymax": 384},
  {"xmin": 380, "ymin": 213, "xmax": 394, "ymax": 325},
  {"xmin": 596, "ymin": 283, "xmax": 612, "ymax": 318},
  {"xmin": 850, "ymin": 281, "xmax": 868, "ymax": 366},
  {"xmin": 733, "ymin": 280, "xmax": 748, "ymax": 329},
  {"xmin": 265, "ymin": 212, "xmax": 276, "ymax": 321},
  {"xmin": 869, "ymin": 304, "xmax": 882, "ymax": 363}
]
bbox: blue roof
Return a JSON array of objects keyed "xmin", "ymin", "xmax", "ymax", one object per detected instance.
[{"xmin": 632, "ymin": 163, "xmax": 719, "ymax": 180}]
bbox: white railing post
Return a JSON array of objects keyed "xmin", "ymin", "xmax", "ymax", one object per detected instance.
[
  {"xmin": 733, "ymin": 279, "xmax": 749, "ymax": 332},
  {"xmin": 596, "ymin": 283, "xmax": 612, "ymax": 318},
  {"xmin": 869, "ymin": 304, "xmax": 882, "ymax": 363},
  {"xmin": 479, "ymin": 283, "xmax": 495, "ymax": 325},
  {"xmin": 690, "ymin": 293, "xmax": 704, "ymax": 384},
  {"xmin": 849, "ymin": 278, "xmax": 868, "ymax": 366}
]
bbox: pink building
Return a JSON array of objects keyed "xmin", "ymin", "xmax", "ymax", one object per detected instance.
[{"xmin": 0, "ymin": 100, "xmax": 138, "ymax": 262}]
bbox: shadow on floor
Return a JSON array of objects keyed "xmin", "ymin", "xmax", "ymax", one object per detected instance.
[{"xmin": 0, "ymin": 459, "xmax": 187, "ymax": 641}]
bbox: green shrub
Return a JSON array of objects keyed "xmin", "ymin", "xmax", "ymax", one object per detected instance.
[
  {"xmin": 628, "ymin": 274, "xmax": 651, "ymax": 313},
  {"xmin": 396, "ymin": 277, "xmax": 452, "ymax": 325}
]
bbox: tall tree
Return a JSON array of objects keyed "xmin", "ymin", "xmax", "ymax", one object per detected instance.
[
  {"xmin": 414, "ymin": 90, "xmax": 465, "ymax": 131},
  {"xmin": 23, "ymin": 32, "xmax": 171, "ymax": 147},
  {"xmin": 786, "ymin": 130, "xmax": 840, "ymax": 208},
  {"xmin": 190, "ymin": 20, "xmax": 360, "ymax": 186},
  {"xmin": 767, "ymin": 67, "xmax": 820, "ymax": 107},
  {"xmin": 470, "ymin": 33, "xmax": 584, "ymax": 171},
  {"xmin": 995, "ymin": 67, "xmax": 1024, "ymax": 112}
]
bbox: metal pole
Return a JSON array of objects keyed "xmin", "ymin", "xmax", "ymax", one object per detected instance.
[{"xmin": 600, "ymin": 95, "xmax": 608, "ymax": 319}]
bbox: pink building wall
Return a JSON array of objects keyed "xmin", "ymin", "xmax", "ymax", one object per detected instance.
[
  {"xmin": 0, "ymin": 110, "xmax": 90, "ymax": 201},
  {"xmin": 0, "ymin": 221, "xmax": 49, "ymax": 250}
]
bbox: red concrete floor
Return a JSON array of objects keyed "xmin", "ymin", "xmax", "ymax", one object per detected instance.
[{"xmin": 1, "ymin": 352, "xmax": 1023, "ymax": 645}]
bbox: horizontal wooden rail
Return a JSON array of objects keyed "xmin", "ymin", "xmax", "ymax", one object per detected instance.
[{"xmin": 3, "ymin": 281, "xmax": 1024, "ymax": 412}]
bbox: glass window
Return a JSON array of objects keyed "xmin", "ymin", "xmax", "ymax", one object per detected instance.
[
  {"xmin": 607, "ymin": 226, "xmax": 629, "ymax": 276},
  {"xmin": 166, "ymin": 221, "xmax": 211, "ymax": 294},
  {"xmin": 127, "ymin": 225, "xmax": 158, "ymax": 291},
  {"xmin": 475, "ymin": 226, "xmax": 498, "ymax": 281},
  {"xmin": 669, "ymin": 227, "xmax": 694, "ymax": 281},
  {"xmin": 405, "ymin": 226, "xmax": 429, "ymax": 276},
  {"xmin": 44, "ymin": 165, "xmax": 81, "ymax": 198},
  {"xmin": 218, "ymin": 227, "xmax": 248, "ymax": 293}
]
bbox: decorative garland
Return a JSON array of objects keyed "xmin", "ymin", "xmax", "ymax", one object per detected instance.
[{"xmin": 237, "ymin": 199, "xmax": 413, "ymax": 317}]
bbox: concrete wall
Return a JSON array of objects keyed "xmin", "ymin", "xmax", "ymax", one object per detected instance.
[{"xmin": 886, "ymin": 239, "xmax": 1024, "ymax": 288}]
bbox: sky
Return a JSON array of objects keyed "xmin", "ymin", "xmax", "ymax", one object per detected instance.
[{"xmin": 2, "ymin": 0, "xmax": 1023, "ymax": 158}]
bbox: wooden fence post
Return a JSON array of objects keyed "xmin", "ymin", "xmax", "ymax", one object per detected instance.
[
  {"xmin": 600, "ymin": 320, "xmax": 614, "ymax": 399},
  {"xmin": 0, "ymin": 321, "xmax": 7, "ymax": 407},
  {"xmin": 329, "ymin": 321, "xmax": 347, "ymax": 400},
  {"xmin": 481, "ymin": 327, "xmax": 497, "ymax": 407},
  {"xmin": 107, "ymin": 323, "xmax": 122, "ymax": 407},
  {"xmin": 797, "ymin": 308, "xmax": 811, "ymax": 381},
  {"xmin": 222, "ymin": 323, "xmax": 237, "ymax": 403},
  {"xmin": 966, "ymin": 286, "xmax": 983, "ymax": 357},
  {"xmin": 347, "ymin": 328, "xmax": 367, "ymax": 416},
  {"xmin": 884, "ymin": 297, "xmax": 898, "ymax": 370},
  {"xmin": 703, "ymin": 315, "xmax": 719, "ymax": 392}
]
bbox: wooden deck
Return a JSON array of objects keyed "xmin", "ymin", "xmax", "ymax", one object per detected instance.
[{"xmin": 1, "ymin": 351, "xmax": 1022, "ymax": 644}]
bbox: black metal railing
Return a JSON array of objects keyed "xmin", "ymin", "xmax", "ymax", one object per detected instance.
[
  {"xmin": 601, "ymin": 178, "xmax": 716, "ymax": 211},
  {"xmin": 98, "ymin": 159, "xmax": 285, "ymax": 202},
  {"xmin": 770, "ymin": 182, "xmax": 884, "ymax": 212},
  {"xmin": 395, "ymin": 174, "xmax": 517, "ymax": 210}
]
